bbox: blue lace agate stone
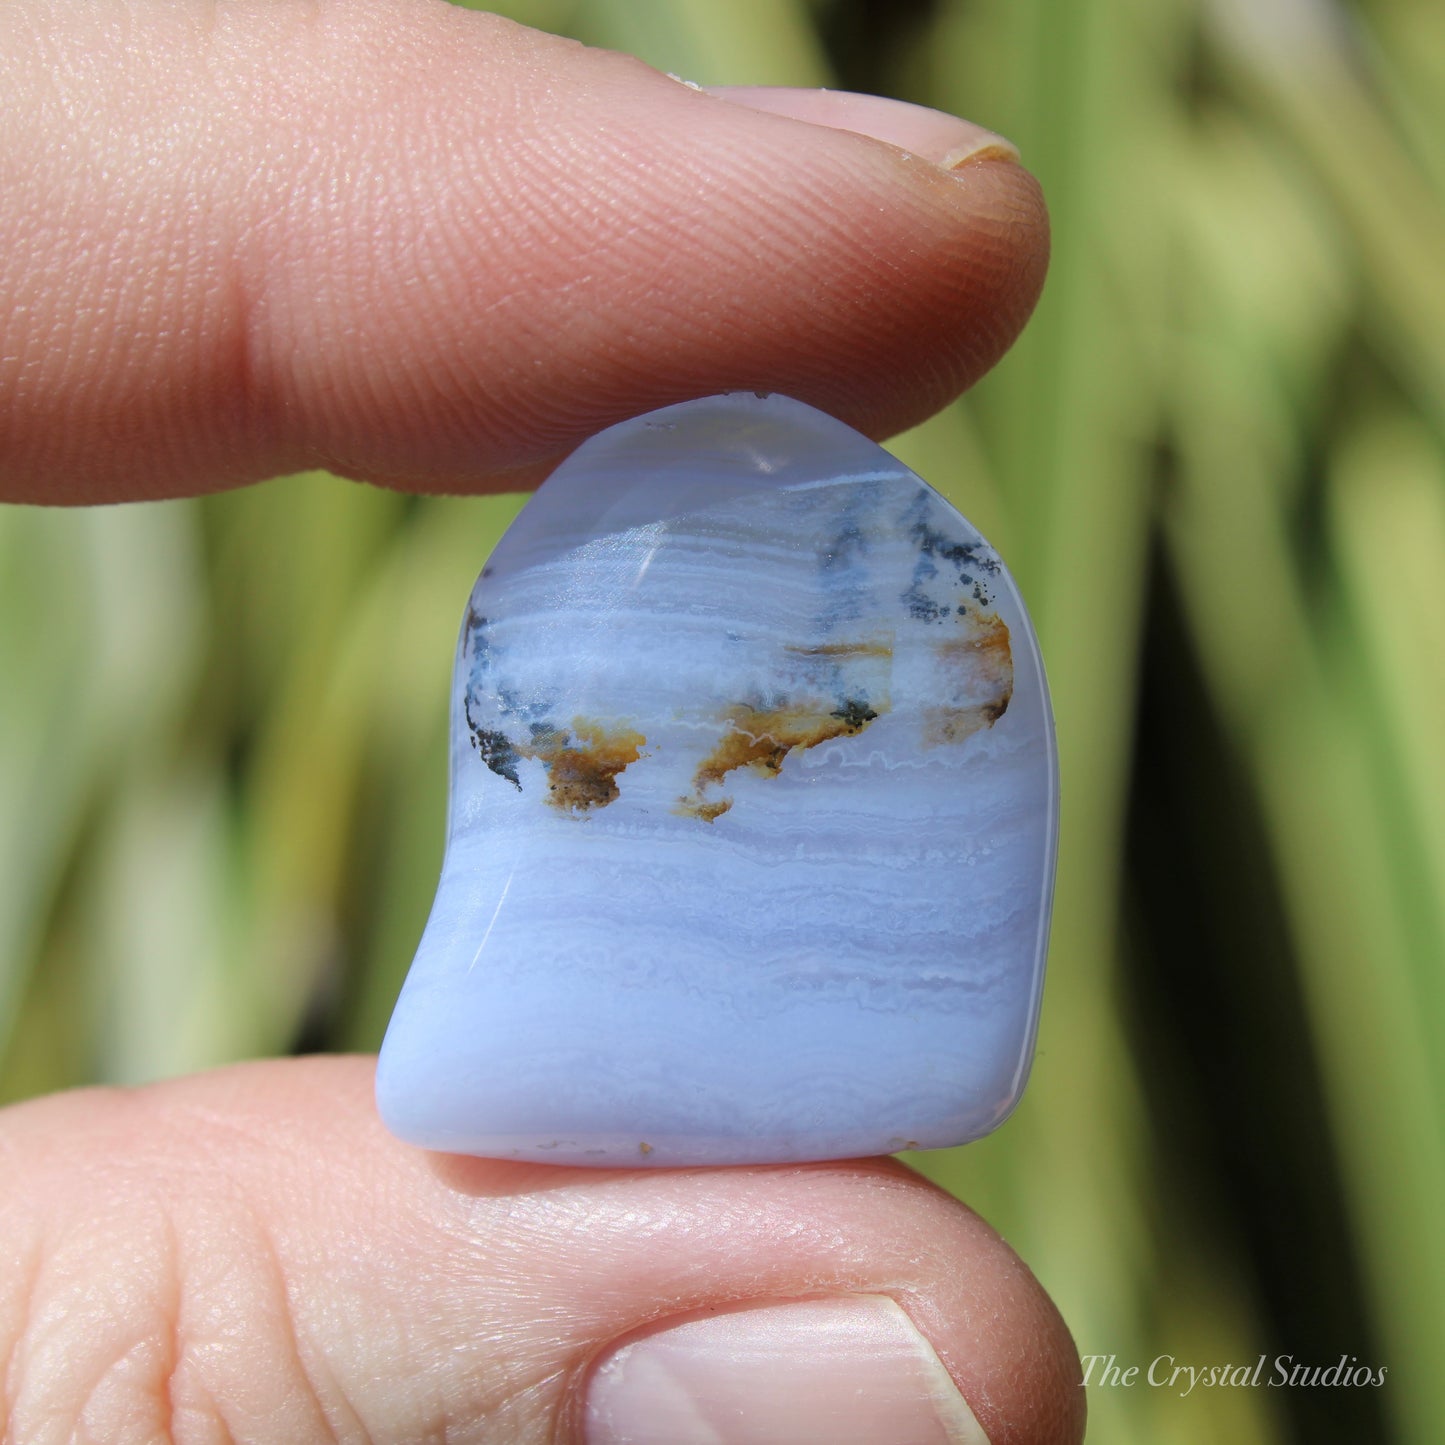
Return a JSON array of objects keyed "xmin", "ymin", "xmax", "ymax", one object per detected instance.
[{"xmin": 376, "ymin": 393, "xmax": 1057, "ymax": 1165}]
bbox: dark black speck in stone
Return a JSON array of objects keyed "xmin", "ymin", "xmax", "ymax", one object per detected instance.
[
  {"xmin": 902, "ymin": 582, "xmax": 951, "ymax": 623},
  {"xmin": 911, "ymin": 518, "xmax": 1000, "ymax": 577},
  {"xmin": 831, "ymin": 699, "xmax": 879, "ymax": 730},
  {"xmin": 466, "ymin": 706, "xmax": 523, "ymax": 790}
]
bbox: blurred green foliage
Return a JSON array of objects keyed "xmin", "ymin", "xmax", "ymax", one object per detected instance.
[{"xmin": 3, "ymin": 1, "xmax": 1442, "ymax": 1440}]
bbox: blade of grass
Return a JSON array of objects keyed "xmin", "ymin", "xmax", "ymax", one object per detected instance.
[
  {"xmin": 1206, "ymin": 0, "xmax": 1445, "ymax": 435},
  {"xmin": 1326, "ymin": 410, "xmax": 1445, "ymax": 1143},
  {"xmin": 85, "ymin": 759, "xmax": 242, "ymax": 1083},
  {"xmin": 571, "ymin": 0, "xmax": 830, "ymax": 86},
  {"xmin": 1255, "ymin": 680, "xmax": 1445, "ymax": 1445},
  {"xmin": 1165, "ymin": 257, "xmax": 1445, "ymax": 1445},
  {"xmin": 0, "ymin": 503, "xmax": 203, "ymax": 1091}
]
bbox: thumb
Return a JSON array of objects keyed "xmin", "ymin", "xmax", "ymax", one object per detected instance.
[
  {"xmin": 0, "ymin": 0, "xmax": 1048, "ymax": 502},
  {"xmin": 0, "ymin": 1057, "xmax": 1085, "ymax": 1443}
]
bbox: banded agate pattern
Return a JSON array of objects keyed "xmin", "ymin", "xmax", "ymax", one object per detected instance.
[{"xmin": 377, "ymin": 393, "xmax": 1057, "ymax": 1165}]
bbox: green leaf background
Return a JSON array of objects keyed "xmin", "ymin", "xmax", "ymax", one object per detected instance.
[{"xmin": 3, "ymin": 2, "xmax": 1441, "ymax": 1439}]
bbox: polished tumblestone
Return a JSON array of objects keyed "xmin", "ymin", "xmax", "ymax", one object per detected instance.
[{"xmin": 376, "ymin": 393, "xmax": 1057, "ymax": 1165}]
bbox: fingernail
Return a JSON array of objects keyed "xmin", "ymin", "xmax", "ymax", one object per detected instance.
[
  {"xmin": 705, "ymin": 86, "xmax": 1019, "ymax": 169},
  {"xmin": 585, "ymin": 1295, "xmax": 990, "ymax": 1445}
]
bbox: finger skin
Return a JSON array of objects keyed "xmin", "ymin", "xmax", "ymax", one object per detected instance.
[
  {"xmin": 0, "ymin": 0, "xmax": 1048, "ymax": 502},
  {"xmin": 0, "ymin": 1056, "xmax": 1084, "ymax": 1443}
]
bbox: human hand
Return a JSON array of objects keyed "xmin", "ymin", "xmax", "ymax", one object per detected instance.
[{"xmin": 1, "ymin": 3, "xmax": 1079, "ymax": 1441}]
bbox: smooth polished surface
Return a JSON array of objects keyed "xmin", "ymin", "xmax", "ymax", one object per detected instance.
[{"xmin": 377, "ymin": 393, "xmax": 1057, "ymax": 1165}]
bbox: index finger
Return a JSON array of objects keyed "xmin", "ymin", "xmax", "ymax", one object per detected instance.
[{"xmin": 0, "ymin": 0, "xmax": 1047, "ymax": 503}]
